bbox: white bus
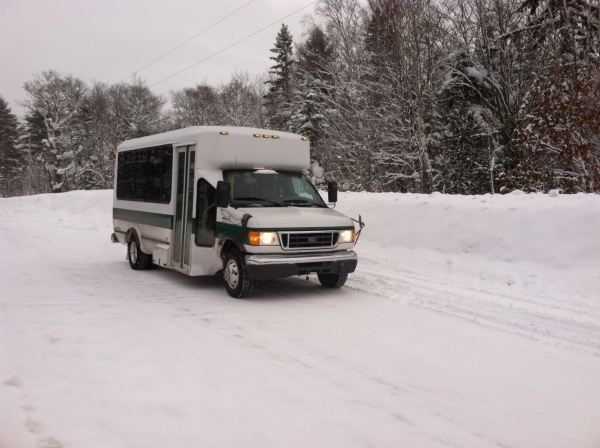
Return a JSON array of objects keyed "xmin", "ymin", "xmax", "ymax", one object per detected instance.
[{"xmin": 111, "ymin": 126, "xmax": 362, "ymax": 298}]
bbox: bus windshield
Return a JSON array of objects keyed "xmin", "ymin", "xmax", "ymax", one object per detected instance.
[{"xmin": 224, "ymin": 170, "xmax": 327, "ymax": 208}]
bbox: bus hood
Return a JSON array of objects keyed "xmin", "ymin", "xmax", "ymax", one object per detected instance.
[{"xmin": 231, "ymin": 206, "xmax": 354, "ymax": 230}]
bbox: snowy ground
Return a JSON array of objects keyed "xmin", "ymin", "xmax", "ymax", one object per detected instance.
[{"xmin": 1, "ymin": 190, "xmax": 599, "ymax": 448}]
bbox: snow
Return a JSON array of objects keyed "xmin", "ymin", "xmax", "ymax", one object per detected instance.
[{"xmin": 1, "ymin": 190, "xmax": 599, "ymax": 448}]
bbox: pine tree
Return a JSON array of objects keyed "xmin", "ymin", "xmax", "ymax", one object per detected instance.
[
  {"xmin": 0, "ymin": 97, "xmax": 23, "ymax": 197},
  {"xmin": 289, "ymin": 79, "xmax": 327, "ymax": 146},
  {"xmin": 292, "ymin": 26, "xmax": 334, "ymax": 163},
  {"xmin": 297, "ymin": 26, "xmax": 334, "ymax": 84},
  {"xmin": 438, "ymin": 49, "xmax": 498, "ymax": 194},
  {"xmin": 263, "ymin": 24, "xmax": 295, "ymax": 130},
  {"xmin": 20, "ymin": 110, "xmax": 50, "ymax": 194},
  {"xmin": 439, "ymin": 97, "xmax": 491, "ymax": 194}
]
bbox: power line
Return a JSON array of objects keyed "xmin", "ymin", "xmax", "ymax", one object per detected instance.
[
  {"xmin": 121, "ymin": 0, "xmax": 257, "ymax": 83},
  {"xmin": 150, "ymin": 0, "xmax": 317, "ymax": 88}
]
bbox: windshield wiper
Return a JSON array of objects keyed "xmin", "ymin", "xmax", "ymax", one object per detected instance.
[
  {"xmin": 233, "ymin": 196, "xmax": 284, "ymax": 207},
  {"xmin": 282, "ymin": 199, "xmax": 326, "ymax": 208}
]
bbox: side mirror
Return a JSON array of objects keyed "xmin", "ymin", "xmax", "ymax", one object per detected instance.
[
  {"xmin": 327, "ymin": 181, "xmax": 338, "ymax": 203},
  {"xmin": 216, "ymin": 181, "xmax": 231, "ymax": 208}
]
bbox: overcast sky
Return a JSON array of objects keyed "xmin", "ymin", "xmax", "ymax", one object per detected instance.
[{"xmin": 1, "ymin": 0, "xmax": 317, "ymax": 118}]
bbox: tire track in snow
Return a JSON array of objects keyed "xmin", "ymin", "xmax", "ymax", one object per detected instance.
[{"xmin": 348, "ymin": 255, "xmax": 600, "ymax": 358}]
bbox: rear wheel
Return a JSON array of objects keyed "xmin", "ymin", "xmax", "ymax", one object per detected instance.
[
  {"xmin": 128, "ymin": 236, "xmax": 152, "ymax": 270},
  {"xmin": 223, "ymin": 251, "xmax": 255, "ymax": 298},
  {"xmin": 318, "ymin": 272, "xmax": 348, "ymax": 288}
]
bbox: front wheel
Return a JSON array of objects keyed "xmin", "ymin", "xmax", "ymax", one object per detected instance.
[
  {"xmin": 318, "ymin": 272, "xmax": 348, "ymax": 288},
  {"xmin": 223, "ymin": 251, "xmax": 255, "ymax": 298}
]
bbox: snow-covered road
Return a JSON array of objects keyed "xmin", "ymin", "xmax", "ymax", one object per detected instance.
[{"xmin": 1, "ymin": 191, "xmax": 599, "ymax": 447}]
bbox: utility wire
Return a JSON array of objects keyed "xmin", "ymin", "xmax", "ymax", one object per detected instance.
[
  {"xmin": 122, "ymin": 0, "xmax": 257, "ymax": 83},
  {"xmin": 150, "ymin": 0, "xmax": 317, "ymax": 88}
]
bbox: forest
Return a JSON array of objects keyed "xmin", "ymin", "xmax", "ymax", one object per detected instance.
[{"xmin": 1, "ymin": 0, "xmax": 599, "ymax": 197}]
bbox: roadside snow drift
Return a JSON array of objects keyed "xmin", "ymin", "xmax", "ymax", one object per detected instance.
[{"xmin": 1, "ymin": 190, "xmax": 599, "ymax": 448}]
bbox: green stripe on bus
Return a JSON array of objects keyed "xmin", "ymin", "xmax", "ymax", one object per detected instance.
[{"xmin": 113, "ymin": 208, "xmax": 174, "ymax": 229}]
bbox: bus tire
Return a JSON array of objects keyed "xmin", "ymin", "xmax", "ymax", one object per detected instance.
[
  {"xmin": 318, "ymin": 272, "xmax": 348, "ymax": 288},
  {"xmin": 223, "ymin": 251, "xmax": 255, "ymax": 298},
  {"xmin": 128, "ymin": 236, "xmax": 152, "ymax": 270}
]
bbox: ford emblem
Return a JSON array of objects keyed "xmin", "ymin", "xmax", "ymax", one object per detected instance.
[{"xmin": 308, "ymin": 237, "xmax": 318, "ymax": 243}]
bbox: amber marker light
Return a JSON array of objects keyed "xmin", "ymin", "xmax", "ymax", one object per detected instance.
[
  {"xmin": 263, "ymin": 134, "xmax": 270, "ymax": 138},
  {"xmin": 220, "ymin": 131, "xmax": 229, "ymax": 135},
  {"xmin": 253, "ymin": 134, "xmax": 261, "ymax": 138},
  {"xmin": 301, "ymin": 137, "xmax": 309, "ymax": 141},
  {"xmin": 271, "ymin": 135, "xmax": 280, "ymax": 139},
  {"xmin": 248, "ymin": 231, "xmax": 260, "ymax": 246}
]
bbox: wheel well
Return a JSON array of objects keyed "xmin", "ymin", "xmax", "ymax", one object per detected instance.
[
  {"xmin": 220, "ymin": 238, "xmax": 244, "ymax": 258},
  {"xmin": 125, "ymin": 228, "xmax": 139, "ymax": 244}
]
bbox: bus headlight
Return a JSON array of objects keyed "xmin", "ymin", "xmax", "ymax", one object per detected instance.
[
  {"xmin": 340, "ymin": 229, "xmax": 355, "ymax": 243},
  {"xmin": 248, "ymin": 231, "xmax": 279, "ymax": 246}
]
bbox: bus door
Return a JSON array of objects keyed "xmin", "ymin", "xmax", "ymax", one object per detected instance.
[{"xmin": 172, "ymin": 145, "xmax": 195, "ymax": 271}]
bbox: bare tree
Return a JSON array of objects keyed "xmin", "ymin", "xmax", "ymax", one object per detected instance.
[{"xmin": 22, "ymin": 70, "xmax": 88, "ymax": 192}]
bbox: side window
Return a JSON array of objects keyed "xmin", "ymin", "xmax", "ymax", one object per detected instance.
[
  {"xmin": 116, "ymin": 145, "xmax": 173, "ymax": 203},
  {"xmin": 195, "ymin": 179, "xmax": 216, "ymax": 247}
]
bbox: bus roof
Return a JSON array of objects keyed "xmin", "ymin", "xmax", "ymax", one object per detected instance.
[{"xmin": 116, "ymin": 126, "xmax": 310, "ymax": 172}]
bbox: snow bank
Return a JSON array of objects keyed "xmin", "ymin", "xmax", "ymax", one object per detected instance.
[
  {"xmin": 2, "ymin": 189, "xmax": 598, "ymax": 273},
  {"xmin": 337, "ymin": 191, "xmax": 599, "ymax": 268},
  {"xmin": 335, "ymin": 190, "xmax": 600, "ymax": 295},
  {"xmin": 0, "ymin": 190, "xmax": 113, "ymax": 231}
]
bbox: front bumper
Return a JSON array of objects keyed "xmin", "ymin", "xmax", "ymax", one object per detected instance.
[{"xmin": 245, "ymin": 251, "xmax": 358, "ymax": 280}]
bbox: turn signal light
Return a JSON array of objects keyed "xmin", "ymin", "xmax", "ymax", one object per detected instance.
[{"xmin": 249, "ymin": 231, "xmax": 260, "ymax": 246}]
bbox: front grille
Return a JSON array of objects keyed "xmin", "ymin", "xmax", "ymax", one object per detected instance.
[{"xmin": 280, "ymin": 232, "xmax": 339, "ymax": 250}]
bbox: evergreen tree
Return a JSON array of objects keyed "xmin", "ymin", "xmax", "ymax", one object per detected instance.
[
  {"xmin": 20, "ymin": 110, "xmax": 50, "ymax": 194},
  {"xmin": 264, "ymin": 24, "xmax": 295, "ymax": 130},
  {"xmin": 438, "ymin": 50, "xmax": 498, "ymax": 194},
  {"xmin": 292, "ymin": 26, "xmax": 335, "ymax": 163},
  {"xmin": 289, "ymin": 79, "xmax": 327, "ymax": 147},
  {"xmin": 439, "ymin": 98, "xmax": 491, "ymax": 194},
  {"xmin": 297, "ymin": 26, "xmax": 334, "ymax": 84},
  {"xmin": 0, "ymin": 97, "xmax": 23, "ymax": 197}
]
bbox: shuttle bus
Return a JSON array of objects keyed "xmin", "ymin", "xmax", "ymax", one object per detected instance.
[{"xmin": 111, "ymin": 126, "xmax": 362, "ymax": 298}]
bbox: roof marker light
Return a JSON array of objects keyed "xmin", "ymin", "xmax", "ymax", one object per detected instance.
[
  {"xmin": 253, "ymin": 134, "xmax": 261, "ymax": 138},
  {"xmin": 263, "ymin": 134, "xmax": 269, "ymax": 138},
  {"xmin": 271, "ymin": 135, "xmax": 280, "ymax": 139},
  {"xmin": 220, "ymin": 131, "xmax": 229, "ymax": 135},
  {"xmin": 301, "ymin": 137, "xmax": 309, "ymax": 141}
]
